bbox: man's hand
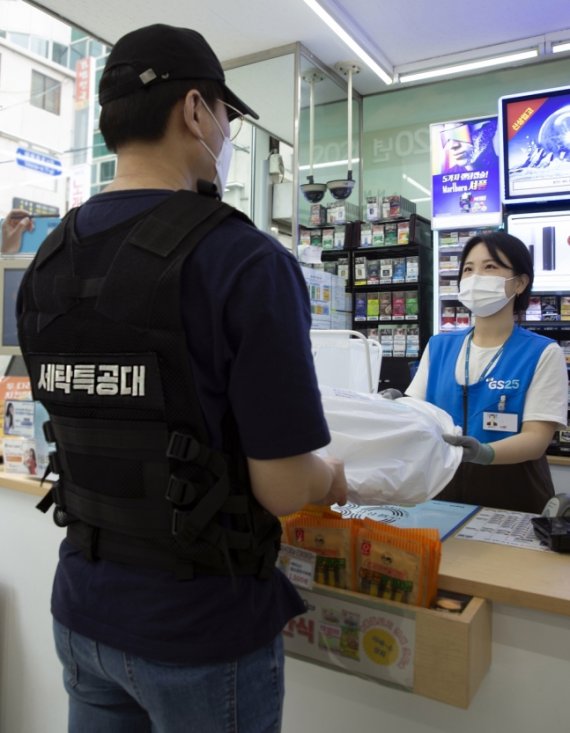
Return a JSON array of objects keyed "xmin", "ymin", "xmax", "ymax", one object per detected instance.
[
  {"xmin": 1, "ymin": 209, "xmax": 34, "ymax": 254},
  {"xmin": 318, "ymin": 457, "xmax": 348, "ymax": 507},
  {"xmin": 443, "ymin": 433, "xmax": 495, "ymax": 465}
]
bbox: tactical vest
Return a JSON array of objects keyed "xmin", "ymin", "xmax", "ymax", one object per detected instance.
[{"xmin": 17, "ymin": 189, "xmax": 282, "ymax": 580}]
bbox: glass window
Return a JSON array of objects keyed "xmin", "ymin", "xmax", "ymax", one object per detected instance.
[
  {"xmin": 8, "ymin": 32, "xmax": 29, "ymax": 50},
  {"xmin": 30, "ymin": 36, "xmax": 48, "ymax": 58},
  {"xmin": 99, "ymin": 159, "xmax": 115, "ymax": 182},
  {"xmin": 30, "ymin": 70, "xmax": 61, "ymax": 115},
  {"xmin": 52, "ymin": 42, "xmax": 68, "ymax": 66},
  {"xmin": 92, "ymin": 131, "xmax": 110, "ymax": 159}
]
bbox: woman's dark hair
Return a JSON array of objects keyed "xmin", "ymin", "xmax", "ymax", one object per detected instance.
[
  {"xmin": 458, "ymin": 231, "xmax": 534, "ymax": 314},
  {"xmin": 99, "ymin": 68, "xmax": 224, "ymax": 152}
]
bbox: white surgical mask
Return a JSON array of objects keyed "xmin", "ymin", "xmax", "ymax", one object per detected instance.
[
  {"xmin": 458, "ymin": 274, "xmax": 516, "ymax": 317},
  {"xmin": 199, "ymin": 100, "xmax": 233, "ymax": 195}
]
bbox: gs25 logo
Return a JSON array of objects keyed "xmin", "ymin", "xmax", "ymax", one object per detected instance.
[{"xmin": 486, "ymin": 378, "xmax": 520, "ymax": 390}]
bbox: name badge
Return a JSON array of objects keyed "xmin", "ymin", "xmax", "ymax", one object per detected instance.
[{"xmin": 483, "ymin": 411, "xmax": 518, "ymax": 432}]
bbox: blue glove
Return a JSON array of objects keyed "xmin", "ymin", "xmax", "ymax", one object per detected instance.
[
  {"xmin": 442, "ymin": 434, "xmax": 495, "ymax": 465},
  {"xmin": 380, "ymin": 388, "xmax": 404, "ymax": 400}
]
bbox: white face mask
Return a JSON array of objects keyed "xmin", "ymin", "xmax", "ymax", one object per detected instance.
[
  {"xmin": 199, "ymin": 100, "xmax": 233, "ymax": 195},
  {"xmin": 458, "ymin": 274, "xmax": 517, "ymax": 317}
]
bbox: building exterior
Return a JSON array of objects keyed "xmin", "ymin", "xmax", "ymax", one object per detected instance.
[{"xmin": 0, "ymin": 0, "xmax": 112, "ymax": 219}]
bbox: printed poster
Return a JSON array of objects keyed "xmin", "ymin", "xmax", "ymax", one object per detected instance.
[{"xmin": 284, "ymin": 586, "xmax": 416, "ymax": 690}]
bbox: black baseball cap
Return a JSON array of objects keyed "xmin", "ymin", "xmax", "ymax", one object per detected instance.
[{"xmin": 98, "ymin": 24, "xmax": 259, "ymax": 119}]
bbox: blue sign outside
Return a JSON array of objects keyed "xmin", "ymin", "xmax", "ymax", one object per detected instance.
[{"xmin": 15, "ymin": 147, "xmax": 62, "ymax": 176}]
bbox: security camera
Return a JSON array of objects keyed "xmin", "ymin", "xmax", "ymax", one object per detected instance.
[
  {"xmin": 300, "ymin": 175, "xmax": 327, "ymax": 203},
  {"xmin": 327, "ymin": 171, "xmax": 355, "ymax": 200}
]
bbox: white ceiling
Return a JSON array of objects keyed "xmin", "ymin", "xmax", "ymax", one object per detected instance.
[{"xmin": 29, "ymin": 0, "xmax": 570, "ymax": 97}]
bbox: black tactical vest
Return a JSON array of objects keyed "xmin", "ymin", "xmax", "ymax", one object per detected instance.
[{"xmin": 17, "ymin": 189, "xmax": 282, "ymax": 579}]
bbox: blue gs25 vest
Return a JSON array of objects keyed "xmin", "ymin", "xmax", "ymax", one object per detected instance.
[{"xmin": 426, "ymin": 326, "xmax": 553, "ymax": 442}]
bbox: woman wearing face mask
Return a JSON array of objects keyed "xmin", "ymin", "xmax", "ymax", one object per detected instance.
[{"xmin": 405, "ymin": 232, "xmax": 568, "ymax": 512}]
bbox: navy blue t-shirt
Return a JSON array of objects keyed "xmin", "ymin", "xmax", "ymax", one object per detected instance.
[{"xmin": 50, "ymin": 189, "xmax": 330, "ymax": 663}]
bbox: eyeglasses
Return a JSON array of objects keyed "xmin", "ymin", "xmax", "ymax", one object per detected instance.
[{"xmin": 217, "ymin": 99, "xmax": 244, "ymax": 142}]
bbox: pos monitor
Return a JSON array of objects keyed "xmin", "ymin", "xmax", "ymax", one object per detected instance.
[
  {"xmin": 500, "ymin": 84, "xmax": 570, "ymax": 206},
  {"xmin": 0, "ymin": 259, "xmax": 29, "ymax": 356}
]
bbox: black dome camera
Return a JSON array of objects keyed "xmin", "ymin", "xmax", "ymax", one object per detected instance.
[
  {"xmin": 327, "ymin": 171, "xmax": 355, "ymax": 200},
  {"xmin": 300, "ymin": 175, "xmax": 327, "ymax": 203}
]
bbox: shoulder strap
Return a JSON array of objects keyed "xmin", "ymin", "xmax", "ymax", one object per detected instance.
[{"xmin": 96, "ymin": 190, "xmax": 249, "ymax": 328}]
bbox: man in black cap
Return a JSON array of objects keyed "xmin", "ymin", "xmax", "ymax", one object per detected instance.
[{"xmin": 17, "ymin": 24, "xmax": 347, "ymax": 732}]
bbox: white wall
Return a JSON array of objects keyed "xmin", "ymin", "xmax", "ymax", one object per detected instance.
[
  {"xmin": 0, "ymin": 486, "xmax": 66, "ymax": 733},
  {"xmin": 2, "ymin": 477, "xmax": 570, "ymax": 732}
]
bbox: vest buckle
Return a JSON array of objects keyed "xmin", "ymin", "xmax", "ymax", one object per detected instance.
[
  {"xmin": 167, "ymin": 432, "xmax": 201, "ymax": 462},
  {"xmin": 165, "ymin": 475, "xmax": 197, "ymax": 505},
  {"xmin": 171, "ymin": 508, "xmax": 198, "ymax": 542}
]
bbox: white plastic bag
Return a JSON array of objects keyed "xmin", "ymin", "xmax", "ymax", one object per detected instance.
[{"xmin": 317, "ymin": 386, "xmax": 462, "ymax": 505}]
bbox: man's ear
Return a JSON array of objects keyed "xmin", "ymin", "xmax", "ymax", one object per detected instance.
[{"xmin": 182, "ymin": 90, "xmax": 204, "ymax": 139}]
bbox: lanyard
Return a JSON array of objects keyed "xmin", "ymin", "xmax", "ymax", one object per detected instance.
[{"xmin": 462, "ymin": 330, "xmax": 505, "ymax": 433}]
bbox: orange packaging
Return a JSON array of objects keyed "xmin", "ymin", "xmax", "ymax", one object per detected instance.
[{"xmin": 282, "ymin": 513, "xmax": 354, "ymax": 589}]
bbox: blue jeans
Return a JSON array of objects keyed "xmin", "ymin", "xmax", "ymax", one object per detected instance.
[{"xmin": 53, "ymin": 619, "xmax": 285, "ymax": 733}]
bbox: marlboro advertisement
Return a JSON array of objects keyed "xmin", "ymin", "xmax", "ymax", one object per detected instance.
[{"xmin": 430, "ymin": 116, "xmax": 501, "ymax": 229}]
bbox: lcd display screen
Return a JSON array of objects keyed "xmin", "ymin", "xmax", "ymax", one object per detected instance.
[
  {"xmin": 506, "ymin": 210, "xmax": 570, "ymax": 293},
  {"xmin": 430, "ymin": 116, "xmax": 502, "ymax": 230},
  {"xmin": 500, "ymin": 85, "xmax": 570, "ymax": 205},
  {"xmin": 0, "ymin": 264, "xmax": 27, "ymax": 354}
]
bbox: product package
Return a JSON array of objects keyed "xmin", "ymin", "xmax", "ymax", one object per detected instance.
[
  {"xmin": 322, "ymin": 228, "xmax": 335, "ymax": 250},
  {"xmin": 281, "ymin": 511, "xmax": 356, "ymax": 590},
  {"xmin": 354, "ymin": 294, "xmax": 367, "ymax": 321},
  {"xmin": 383, "ymin": 222, "xmax": 398, "ymax": 246},
  {"xmin": 366, "ymin": 292, "xmax": 380, "ymax": 320},
  {"xmin": 405, "ymin": 290, "xmax": 418, "ymax": 319},
  {"xmin": 405, "ymin": 257, "xmax": 419, "ymax": 282},
  {"xmin": 379, "ymin": 292, "xmax": 392, "ymax": 320},
  {"xmin": 391, "ymin": 291, "xmax": 406, "ymax": 319},
  {"xmin": 380, "ymin": 259, "xmax": 393, "ymax": 284},
  {"xmin": 372, "ymin": 224, "xmax": 385, "ymax": 247},
  {"xmin": 354, "ymin": 257, "xmax": 368, "ymax": 286},
  {"xmin": 366, "ymin": 259, "xmax": 380, "ymax": 285},
  {"xmin": 392, "ymin": 258, "xmax": 406, "ymax": 283},
  {"xmin": 354, "ymin": 520, "xmax": 441, "ymax": 607},
  {"xmin": 336, "ymin": 256, "xmax": 349, "ymax": 280},
  {"xmin": 360, "ymin": 225, "xmax": 373, "ymax": 248}
]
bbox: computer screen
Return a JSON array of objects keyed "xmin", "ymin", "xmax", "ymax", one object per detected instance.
[{"xmin": 0, "ymin": 260, "xmax": 29, "ymax": 355}]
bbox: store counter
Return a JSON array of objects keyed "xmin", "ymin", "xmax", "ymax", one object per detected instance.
[
  {"xmin": 1, "ymin": 473, "xmax": 570, "ymax": 732},
  {"xmin": 439, "ymin": 533, "xmax": 570, "ymax": 617}
]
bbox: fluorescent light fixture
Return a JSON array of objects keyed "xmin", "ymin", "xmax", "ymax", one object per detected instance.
[
  {"xmin": 552, "ymin": 41, "xmax": 570, "ymax": 54},
  {"xmin": 299, "ymin": 158, "xmax": 360, "ymax": 170},
  {"xmin": 402, "ymin": 173, "xmax": 431, "ymax": 196},
  {"xmin": 302, "ymin": 0, "xmax": 392, "ymax": 84},
  {"xmin": 399, "ymin": 49, "xmax": 538, "ymax": 83}
]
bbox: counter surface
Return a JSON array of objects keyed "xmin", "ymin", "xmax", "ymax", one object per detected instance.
[{"xmin": 2, "ymin": 471, "xmax": 569, "ymax": 617}]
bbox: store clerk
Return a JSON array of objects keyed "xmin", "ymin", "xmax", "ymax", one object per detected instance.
[{"xmin": 406, "ymin": 231, "xmax": 568, "ymax": 513}]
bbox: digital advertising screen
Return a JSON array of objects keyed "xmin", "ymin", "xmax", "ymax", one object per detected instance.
[
  {"xmin": 500, "ymin": 85, "xmax": 570, "ymax": 205},
  {"xmin": 506, "ymin": 209, "xmax": 570, "ymax": 293},
  {"xmin": 430, "ymin": 116, "xmax": 502, "ymax": 230}
]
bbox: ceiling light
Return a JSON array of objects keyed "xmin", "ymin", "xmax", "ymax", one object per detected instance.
[
  {"xmin": 301, "ymin": 0, "xmax": 393, "ymax": 85},
  {"xmin": 552, "ymin": 41, "xmax": 570, "ymax": 54},
  {"xmin": 299, "ymin": 158, "xmax": 360, "ymax": 170},
  {"xmin": 402, "ymin": 174, "xmax": 431, "ymax": 196},
  {"xmin": 399, "ymin": 49, "xmax": 538, "ymax": 84}
]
